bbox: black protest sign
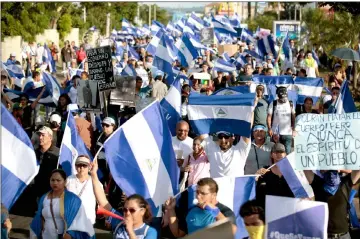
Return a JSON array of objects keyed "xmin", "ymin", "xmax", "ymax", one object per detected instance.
[
  {"xmin": 86, "ymin": 46, "xmax": 115, "ymax": 91},
  {"xmin": 110, "ymin": 76, "xmax": 136, "ymax": 107},
  {"xmin": 295, "ymin": 113, "xmax": 360, "ymax": 170}
]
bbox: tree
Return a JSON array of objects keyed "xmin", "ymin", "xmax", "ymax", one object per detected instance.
[
  {"xmin": 245, "ymin": 11, "xmax": 278, "ymax": 32},
  {"xmin": 139, "ymin": 4, "xmax": 170, "ymax": 26},
  {"xmin": 319, "ymin": 2, "xmax": 360, "ymax": 16}
]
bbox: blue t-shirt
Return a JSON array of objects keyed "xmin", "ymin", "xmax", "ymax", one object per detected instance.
[
  {"xmin": 107, "ymin": 208, "xmax": 157, "ymax": 239},
  {"xmin": 186, "ymin": 206, "xmax": 216, "ymax": 234}
]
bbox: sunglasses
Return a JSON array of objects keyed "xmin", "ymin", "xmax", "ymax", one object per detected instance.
[
  {"xmin": 75, "ymin": 164, "xmax": 88, "ymax": 168},
  {"xmin": 123, "ymin": 207, "xmax": 143, "ymax": 214},
  {"xmin": 217, "ymin": 134, "xmax": 230, "ymax": 139},
  {"xmin": 102, "ymin": 124, "xmax": 111, "ymax": 128}
]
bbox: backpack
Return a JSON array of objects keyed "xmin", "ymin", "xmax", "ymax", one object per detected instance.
[{"xmin": 270, "ymin": 100, "xmax": 294, "ymax": 129}]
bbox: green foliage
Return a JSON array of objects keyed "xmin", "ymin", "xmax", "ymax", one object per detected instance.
[
  {"xmin": 319, "ymin": 2, "xmax": 360, "ymax": 16},
  {"xmin": 139, "ymin": 4, "xmax": 170, "ymax": 26},
  {"xmin": 57, "ymin": 14, "xmax": 72, "ymax": 39},
  {"xmin": 245, "ymin": 11, "xmax": 278, "ymax": 32}
]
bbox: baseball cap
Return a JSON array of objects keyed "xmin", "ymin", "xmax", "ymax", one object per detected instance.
[
  {"xmin": 75, "ymin": 156, "xmax": 90, "ymax": 166},
  {"xmin": 49, "ymin": 113, "xmax": 61, "ymax": 125},
  {"xmin": 245, "ymin": 54, "xmax": 252, "ymax": 58},
  {"xmin": 37, "ymin": 126, "xmax": 53, "ymax": 136},
  {"xmin": 266, "ymin": 55, "xmax": 273, "ymax": 60},
  {"xmin": 271, "ymin": 143, "xmax": 286, "ymax": 153},
  {"xmin": 102, "ymin": 117, "xmax": 115, "ymax": 126},
  {"xmin": 12, "ymin": 103, "xmax": 22, "ymax": 110},
  {"xmin": 256, "ymin": 63, "xmax": 263, "ymax": 68},
  {"xmin": 10, "ymin": 52, "xmax": 16, "ymax": 57},
  {"xmin": 253, "ymin": 124, "xmax": 267, "ymax": 132}
]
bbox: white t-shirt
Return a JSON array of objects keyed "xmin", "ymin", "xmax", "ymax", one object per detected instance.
[
  {"xmin": 66, "ymin": 175, "xmax": 101, "ymax": 224},
  {"xmin": 203, "ymin": 136, "xmax": 251, "ymax": 177},
  {"xmin": 36, "ymin": 46, "xmax": 45, "ymax": 64},
  {"xmin": 68, "ymin": 86, "xmax": 78, "ymax": 104},
  {"xmin": 268, "ymin": 100, "xmax": 295, "ymax": 135},
  {"xmin": 172, "ymin": 136, "xmax": 193, "ymax": 160},
  {"xmin": 305, "ymin": 60, "xmax": 318, "ymax": 78}
]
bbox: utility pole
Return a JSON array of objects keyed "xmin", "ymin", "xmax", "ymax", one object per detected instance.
[
  {"xmin": 149, "ymin": 4, "xmax": 151, "ymax": 26},
  {"xmin": 83, "ymin": 7, "xmax": 86, "ymax": 23},
  {"xmin": 277, "ymin": 2, "xmax": 280, "ymax": 20},
  {"xmin": 294, "ymin": 4, "xmax": 297, "ymax": 21},
  {"xmin": 154, "ymin": 5, "xmax": 156, "ymax": 21},
  {"xmin": 106, "ymin": 3, "xmax": 111, "ymax": 37}
]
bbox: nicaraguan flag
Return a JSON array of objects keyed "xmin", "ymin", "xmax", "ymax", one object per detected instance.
[
  {"xmin": 121, "ymin": 64, "xmax": 137, "ymax": 77},
  {"xmin": 103, "ymin": 101, "xmax": 179, "ymax": 216},
  {"xmin": 58, "ymin": 113, "xmax": 93, "ymax": 176},
  {"xmin": 175, "ymin": 18, "xmax": 186, "ymax": 32},
  {"xmin": 240, "ymin": 28, "xmax": 255, "ymax": 43},
  {"xmin": 146, "ymin": 29, "xmax": 164, "ymax": 56},
  {"xmin": 266, "ymin": 195, "xmax": 328, "ymax": 239},
  {"xmin": 188, "ymin": 12, "xmax": 206, "ymax": 30},
  {"xmin": 235, "ymin": 54, "xmax": 247, "ymax": 69},
  {"xmin": 334, "ymin": 80, "xmax": 357, "ymax": 114},
  {"xmin": 175, "ymin": 35, "xmax": 199, "ymax": 67},
  {"xmin": 122, "ymin": 18, "xmax": 131, "ymax": 28},
  {"xmin": 294, "ymin": 77, "xmax": 324, "ymax": 105},
  {"xmin": 244, "ymin": 49, "xmax": 263, "ymax": 61},
  {"xmin": 160, "ymin": 75, "xmax": 182, "ymax": 136},
  {"xmin": 188, "ymin": 176, "xmax": 256, "ymax": 239},
  {"xmin": 257, "ymin": 35, "xmax": 277, "ymax": 58},
  {"xmin": 213, "ymin": 85, "xmax": 250, "ymax": 96},
  {"xmin": 42, "ymin": 44, "xmax": 54, "ymax": 73},
  {"xmin": 127, "ymin": 45, "xmax": 140, "ymax": 61},
  {"xmin": 187, "ymin": 93, "xmax": 255, "ymax": 136},
  {"xmin": 213, "ymin": 58, "xmax": 236, "ymax": 73},
  {"xmin": 41, "ymin": 71, "xmax": 61, "ymax": 106},
  {"xmin": 153, "ymin": 30, "xmax": 175, "ymax": 76},
  {"xmin": 1, "ymin": 61, "xmax": 25, "ymax": 88},
  {"xmin": 229, "ymin": 13, "xmax": 241, "ymax": 28},
  {"xmin": 276, "ymin": 153, "xmax": 314, "ymax": 198},
  {"xmin": 151, "ymin": 20, "xmax": 165, "ymax": 35},
  {"xmin": 3, "ymin": 87, "xmax": 23, "ymax": 101},
  {"xmin": 183, "ymin": 21, "xmax": 196, "ymax": 36},
  {"xmin": 212, "ymin": 15, "xmax": 237, "ymax": 36},
  {"xmin": 1, "ymin": 104, "xmax": 39, "ymax": 210},
  {"xmin": 282, "ymin": 32, "xmax": 292, "ymax": 63},
  {"xmin": 312, "ymin": 49, "xmax": 320, "ymax": 66}
]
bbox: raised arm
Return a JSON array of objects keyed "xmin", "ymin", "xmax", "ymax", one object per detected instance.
[
  {"xmin": 30, "ymin": 87, "xmax": 46, "ymax": 109},
  {"xmin": 164, "ymin": 197, "xmax": 186, "ymax": 238},
  {"xmin": 90, "ymin": 159, "xmax": 112, "ymax": 211}
]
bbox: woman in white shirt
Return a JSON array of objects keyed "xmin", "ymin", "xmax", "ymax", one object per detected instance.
[{"xmin": 66, "ymin": 155, "xmax": 100, "ymax": 225}]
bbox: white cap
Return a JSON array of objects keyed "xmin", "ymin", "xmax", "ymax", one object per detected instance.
[
  {"xmin": 49, "ymin": 114, "xmax": 61, "ymax": 125},
  {"xmin": 102, "ymin": 117, "xmax": 115, "ymax": 126},
  {"xmin": 37, "ymin": 126, "xmax": 53, "ymax": 136},
  {"xmin": 10, "ymin": 52, "xmax": 16, "ymax": 57}
]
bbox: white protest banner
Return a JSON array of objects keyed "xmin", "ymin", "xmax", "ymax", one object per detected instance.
[
  {"xmin": 266, "ymin": 195, "xmax": 328, "ymax": 239},
  {"xmin": 294, "ymin": 112, "xmax": 360, "ymax": 170}
]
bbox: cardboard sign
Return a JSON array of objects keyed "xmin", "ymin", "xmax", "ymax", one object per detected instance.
[
  {"xmin": 110, "ymin": 76, "xmax": 136, "ymax": 107},
  {"xmin": 295, "ymin": 112, "xmax": 360, "ymax": 170},
  {"xmin": 193, "ymin": 73, "xmax": 211, "ymax": 80},
  {"xmin": 183, "ymin": 219, "xmax": 233, "ymax": 239},
  {"xmin": 86, "ymin": 46, "xmax": 116, "ymax": 91},
  {"xmin": 201, "ymin": 28, "xmax": 215, "ymax": 46},
  {"xmin": 218, "ymin": 44, "xmax": 238, "ymax": 56}
]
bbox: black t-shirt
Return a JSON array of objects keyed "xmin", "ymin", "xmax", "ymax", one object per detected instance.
[
  {"xmin": 34, "ymin": 145, "xmax": 60, "ymax": 197},
  {"xmin": 22, "ymin": 105, "xmax": 33, "ymax": 129},
  {"xmin": 310, "ymin": 174, "xmax": 352, "ymax": 234},
  {"xmin": 256, "ymin": 170, "xmax": 294, "ymax": 208}
]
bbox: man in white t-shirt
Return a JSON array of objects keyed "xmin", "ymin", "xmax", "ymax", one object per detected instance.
[
  {"xmin": 172, "ymin": 121, "xmax": 193, "ymax": 167},
  {"xmin": 66, "ymin": 156, "xmax": 101, "ymax": 224},
  {"xmin": 267, "ymin": 86, "xmax": 295, "ymax": 155}
]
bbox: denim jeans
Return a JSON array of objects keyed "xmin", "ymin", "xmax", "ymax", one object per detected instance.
[{"xmin": 279, "ymin": 135, "xmax": 293, "ymax": 155}]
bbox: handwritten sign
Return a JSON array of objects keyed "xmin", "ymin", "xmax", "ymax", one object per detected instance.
[
  {"xmin": 295, "ymin": 113, "xmax": 360, "ymax": 170},
  {"xmin": 86, "ymin": 46, "xmax": 115, "ymax": 91}
]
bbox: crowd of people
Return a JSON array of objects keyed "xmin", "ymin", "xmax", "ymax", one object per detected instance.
[{"xmin": 1, "ymin": 22, "xmax": 360, "ymax": 239}]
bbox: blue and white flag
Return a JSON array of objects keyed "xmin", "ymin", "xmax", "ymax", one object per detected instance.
[
  {"xmin": 175, "ymin": 18, "xmax": 186, "ymax": 32},
  {"xmin": 235, "ymin": 55, "xmax": 247, "ymax": 69},
  {"xmin": 282, "ymin": 32, "xmax": 292, "ymax": 63},
  {"xmin": 266, "ymin": 195, "xmax": 328, "ymax": 239},
  {"xmin": 244, "ymin": 49, "xmax": 263, "ymax": 61},
  {"xmin": 212, "ymin": 16, "xmax": 237, "ymax": 36},
  {"xmin": 128, "ymin": 46, "xmax": 140, "ymax": 61},
  {"xmin": 68, "ymin": 67, "xmax": 85, "ymax": 79},
  {"xmin": 312, "ymin": 49, "xmax": 320, "ymax": 66},
  {"xmin": 122, "ymin": 18, "xmax": 131, "ymax": 28},
  {"xmin": 213, "ymin": 58, "xmax": 236, "ymax": 73},
  {"xmin": 121, "ymin": 64, "xmax": 137, "ymax": 77},
  {"xmin": 257, "ymin": 35, "xmax": 277, "ymax": 58},
  {"xmin": 160, "ymin": 76, "xmax": 182, "ymax": 136},
  {"xmin": 229, "ymin": 13, "xmax": 241, "ymax": 28},
  {"xmin": 188, "ymin": 12, "xmax": 206, "ymax": 30},
  {"xmin": 188, "ymin": 176, "xmax": 256, "ymax": 239},
  {"xmin": 153, "ymin": 30, "xmax": 175, "ymax": 76},
  {"xmin": 42, "ymin": 44, "xmax": 54, "ymax": 73},
  {"xmin": 103, "ymin": 101, "xmax": 179, "ymax": 216},
  {"xmin": 183, "ymin": 21, "xmax": 196, "ymax": 36},
  {"xmin": 146, "ymin": 29, "xmax": 164, "ymax": 56},
  {"xmin": 151, "ymin": 20, "xmax": 165, "ymax": 35},
  {"xmin": 294, "ymin": 77, "xmax": 324, "ymax": 105},
  {"xmin": 334, "ymin": 80, "xmax": 357, "ymax": 114},
  {"xmin": 276, "ymin": 153, "xmax": 314, "ymax": 198},
  {"xmin": 1, "ymin": 104, "xmax": 39, "ymax": 210},
  {"xmin": 41, "ymin": 71, "xmax": 61, "ymax": 106},
  {"xmin": 213, "ymin": 85, "xmax": 250, "ymax": 96},
  {"xmin": 58, "ymin": 113, "xmax": 93, "ymax": 176},
  {"xmin": 175, "ymin": 35, "xmax": 199, "ymax": 67},
  {"xmin": 1, "ymin": 61, "xmax": 24, "ymax": 88},
  {"xmin": 240, "ymin": 28, "xmax": 255, "ymax": 43},
  {"xmin": 187, "ymin": 93, "xmax": 255, "ymax": 136}
]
